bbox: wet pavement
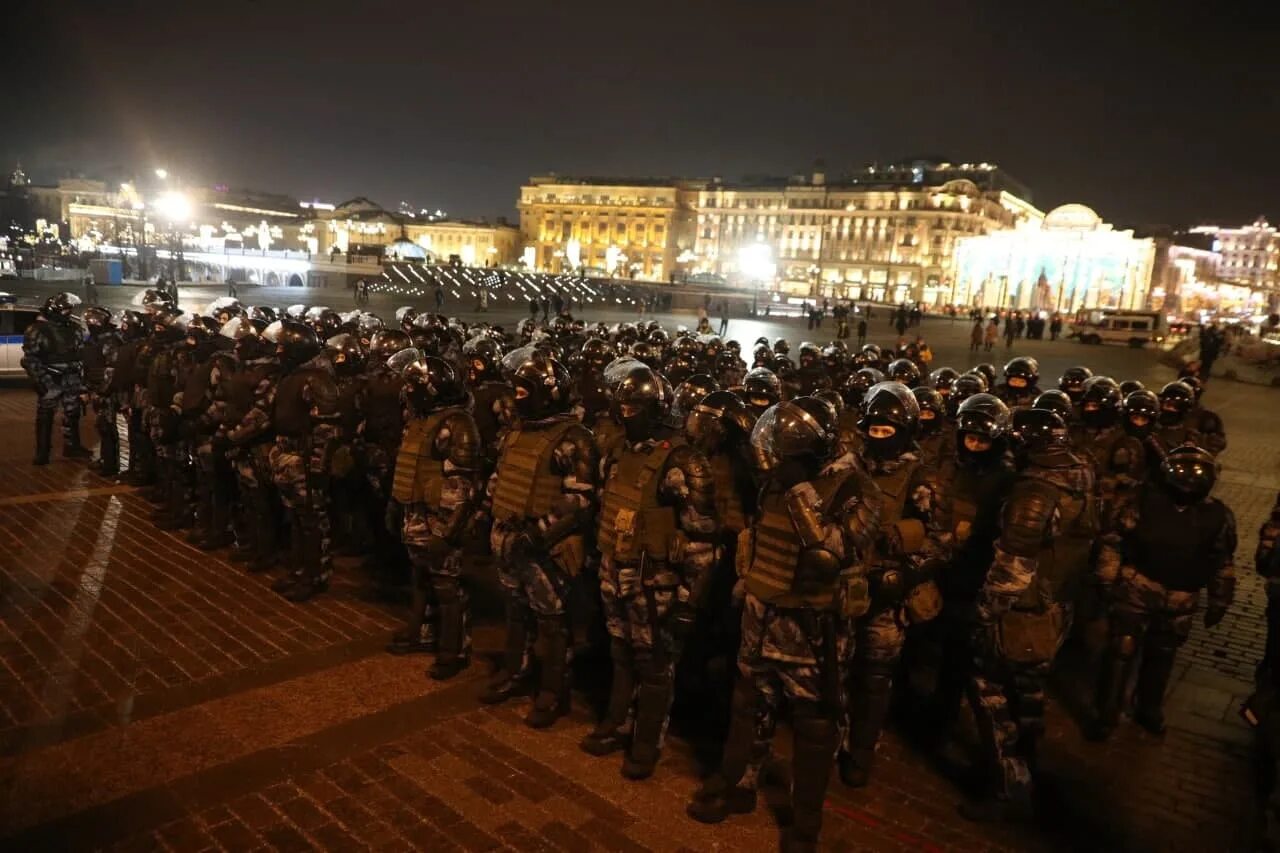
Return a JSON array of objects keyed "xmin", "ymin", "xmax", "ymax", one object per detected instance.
[{"xmin": 0, "ymin": 309, "xmax": 1275, "ymax": 851}]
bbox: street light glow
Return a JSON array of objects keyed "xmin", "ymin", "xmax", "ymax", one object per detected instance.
[
  {"xmin": 154, "ymin": 168, "xmax": 168, "ymax": 180},
  {"xmin": 152, "ymin": 191, "xmax": 192, "ymax": 222},
  {"xmin": 737, "ymin": 242, "xmax": 774, "ymax": 281}
]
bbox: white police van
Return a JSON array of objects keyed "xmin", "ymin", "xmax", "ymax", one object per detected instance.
[
  {"xmin": 1070, "ymin": 310, "xmax": 1165, "ymax": 347},
  {"xmin": 0, "ymin": 294, "xmax": 41, "ymax": 376}
]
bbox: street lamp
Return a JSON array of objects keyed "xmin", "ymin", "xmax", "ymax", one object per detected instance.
[
  {"xmin": 152, "ymin": 191, "xmax": 192, "ymax": 281},
  {"xmin": 154, "ymin": 168, "xmax": 168, "ymax": 181}
]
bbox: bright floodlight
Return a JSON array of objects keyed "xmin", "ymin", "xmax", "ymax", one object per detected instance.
[
  {"xmin": 152, "ymin": 191, "xmax": 192, "ymax": 222},
  {"xmin": 738, "ymin": 242, "xmax": 775, "ymax": 281},
  {"xmin": 154, "ymin": 168, "xmax": 168, "ymax": 180}
]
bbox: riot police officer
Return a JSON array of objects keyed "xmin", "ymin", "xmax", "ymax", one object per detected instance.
[
  {"xmin": 1178, "ymin": 375, "xmax": 1227, "ymax": 455},
  {"xmin": 687, "ymin": 399, "xmax": 880, "ymax": 852},
  {"xmin": 1091, "ymin": 445, "xmax": 1236, "ymax": 740},
  {"xmin": 22, "ymin": 292, "xmax": 89, "ymax": 464},
  {"xmin": 268, "ymin": 320, "xmax": 341, "ymax": 602},
  {"xmin": 362, "ymin": 329, "xmax": 413, "ymax": 590},
  {"xmin": 841, "ymin": 382, "xmax": 944, "ymax": 788},
  {"xmin": 586, "ymin": 362, "xmax": 718, "ymax": 780},
  {"xmin": 483, "ymin": 347, "xmax": 598, "ymax": 725},
  {"xmin": 388, "ymin": 351, "xmax": 483, "ymax": 679},
  {"xmin": 1151, "ymin": 381, "xmax": 1201, "ymax": 456},
  {"xmin": 738, "ymin": 367, "xmax": 782, "ymax": 421},
  {"xmin": 964, "ymin": 408, "xmax": 1095, "ymax": 821},
  {"xmin": 994, "ymin": 356, "xmax": 1040, "ymax": 410},
  {"xmin": 82, "ymin": 306, "xmax": 123, "ymax": 475}
]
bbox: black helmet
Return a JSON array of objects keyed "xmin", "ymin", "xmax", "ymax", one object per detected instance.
[
  {"xmin": 221, "ymin": 316, "xmax": 272, "ymax": 360},
  {"xmin": 151, "ymin": 307, "xmax": 188, "ymax": 340},
  {"xmin": 741, "ymin": 368, "xmax": 782, "ymax": 416},
  {"xmin": 276, "ymin": 320, "xmax": 321, "ymax": 368},
  {"xmin": 326, "ymin": 333, "xmax": 367, "ymax": 375},
  {"xmin": 140, "ymin": 288, "xmax": 176, "ymax": 315},
  {"xmin": 698, "ymin": 334, "xmax": 724, "ymax": 363},
  {"xmin": 912, "ymin": 387, "xmax": 946, "ymax": 435},
  {"xmin": 686, "ymin": 389, "xmax": 753, "ymax": 453},
  {"xmin": 43, "ymin": 291, "xmax": 82, "ymax": 319},
  {"xmin": 955, "ymin": 393, "xmax": 1012, "ymax": 463},
  {"xmin": 1032, "ymin": 389, "xmax": 1075, "ymax": 424},
  {"xmin": 1179, "ymin": 374, "xmax": 1205, "ymax": 402},
  {"xmin": 1080, "ymin": 377, "xmax": 1122, "ymax": 428},
  {"xmin": 1012, "ymin": 407, "xmax": 1069, "ymax": 451},
  {"xmin": 841, "ymin": 367, "xmax": 884, "ymax": 408},
  {"xmin": 973, "ymin": 362, "xmax": 997, "ymax": 390},
  {"xmin": 751, "ymin": 342, "xmax": 774, "ymax": 369},
  {"xmin": 664, "ymin": 352, "xmax": 699, "ymax": 386},
  {"xmin": 750, "ymin": 399, "xmax": 837, "ymax": 483},
  {"xmin": 1158, "ymin": 381, "xmax": 1195, "ymax": 425},
  {"xmin": 885, "ymin": 358, "xmax": 921, "ymax": 388},
  {"xmin": 118, "ymin": 309, "xmax": 149, "ymax": 341},
  {"xmin": 462, "ymin": 335, "xmax": 502, "ymax": 384},
  {"xmin": 929, "ymin": 367, "xmax": 960, "ymax": 399},
  {"xmin": 669, "ymin": 374, "xmax": 720, "ymax": 428},
  {"xmin": 794, "ymin": 395, "xmax": 839, "ymax": 447},
  {"xmin": 396, "ymin": 306, "xmax": 420, "ymax": 333},
  {"xmin": 814, "ymin": 388, "xmax": 844, "ymax": 417},
  {"xmin": 1058, "ymin": 366, "xmax": 1094, "ymax": 402},
  {"xmin": 83, "ymin": 305, "xmax": 114, "ymax": 334},
  {"xmin": 612, "ymin": 362, "xmax": 671, "ymax": 442},
  {"xmin": 798, "ymin": 342, "xmax": 822, "ymax": 369},
  {"xmin": 772, "ymin": 338, "xmax": 791, "ymax": 356},
  {"xmin": 1121, "ymin": 389, "xmax": 1160, "ymax": 438},
  {"xmin": 1118, "ymin": 379, "xmax": 1145, "ymax": 397},
  {"xmin": 858, "ymin": 381, "xmax": 920, "ymax": 459},
  {"xmin": 581, "ymin": 338, "xmax": 616, "ymax": 373},
  {"xmin": 949, "ymin": 372, "xmax": 989, "ymax": 416},
  {"xmin": 821, "ymin": 344, "xmax": 845, "ymax": 374},
  {"xmin": 206, "ymin": 297, "xmax": 244, "ymax": 326},
  {"xmin": 184, "ymin": 315, "xmax": 221, "ymax": 347},
  {"xmin": 1160, "ymin": 446, "xmax": 1218, "ymax": 505},
  {"xmin": 504, "ymin": 345, "xmax": 572, "ymax": 421},
  {"xmin": 247, "ymin": 305, "xmax": 278, "ymax": 324},
  {"xmin": 1002, "ymin": 356, "xmax": 1040, "ymax": 391},
  {"xmin": 393, "ymin": 352, "xmax": 464, "ymax": 415},
  {"xmin": 369, "ymin": 329, "xmax": 412, "ymax": 366},
  {"xmin": 725, "ymin": 339, "xmax": 742, "ymax": 357}
]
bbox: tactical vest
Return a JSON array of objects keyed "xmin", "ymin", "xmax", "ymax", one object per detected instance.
[
  {"xmin": 390, "ymin": 410, "xmax": 453, "ymax": 504},
  {"xmin": 274, "ymin": 367, "xmax": 329, "ymax": 437},
  {"xmin": 362, "ymin": 370, "xmax": 404, "ymax": 449},
  {"xmin": 132, "ymin": 341, "xmax": 158, "ymax": 388},
  {"xmin": 110, "ymin": 340, "xmax": 139, "ymax": 393},
  {"xmin": 146, "ymin": 346, "xmax": 178, "ymax": 407},
  {"xmin": 181, "ymin": 355, "xmax": 218, "ymax": 417},
  {"xmin": 592, "ymin": 417, "xmax": 627, "ymax": 463},
  {"xmin": 745, "ymin": 468, "xmax": 860, "ymax": 609},
  {"xmin": 491, "ymin": 418, "xmax": 583, "ymax": 521},
  {"xmin": 36, "ymin": 320, "xmax": 82, "ymax": 363},
  {"xmin": 1130, "ymin": 486, "xmax": 1229, "ymax": 593},
  {"xmin": 221, "ymin": 362, "xmax": 269, "ymax": 427},
  {"xmin": 82, "ymin": 334, "xmax": 115, "ymax": 388},
  {"xmin": 1014, "ymin": 468, "xmax": 1096, "ymax": 607},
  {"xmin": 335, "ymin": 376, "xmax": 362, "ymax": 436},
  {"xmin": 871, "ymin": 458, "xmax": 919, "ymax": 527},
  {"xmin": 597, "ymin": 439, "xmax": 682, "ymax": 562},
  {"xmin": 708, "ymin": 451, "xmax": 747, "ymax": 533}
]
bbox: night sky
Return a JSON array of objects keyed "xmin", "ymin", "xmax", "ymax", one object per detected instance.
[{"xmin": 7, "ymin": 0, "xmax": 1279, "ymax": 226}]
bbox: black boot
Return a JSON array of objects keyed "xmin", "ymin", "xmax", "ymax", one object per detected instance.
[
  {"xmin": 839, "ymin": 668, "xmax": 893, "ymax": 788},
  {"xmin": 1089, "ymin": 636, "xmax": 1136, "ymax": 741},
  {"xmin": 621, "ymin": 659, "xmax": 671, "ymax": 780},
  {"xmin": 480, "ymin": 604, "xmax": 534, "ymax": 704},
  {"xmin": 247, "ymin": 495, "xmax": 279, "ymax": 573},
  {"xmin": 687, "ymin": 678, "xmax": 760, "ymax": 823},
  {"xmin": 580, "ymin": 639, "xmax": 635, "ymax": 755},
  {"xmin": 63, "ymin": 416, "xmax": 92, "ymax": 459},
  {"xmin": 1134, "ymin": 636, "xmax": 1178, "ymax": 735},
  {"xmin": 33, "ymin": 410, "xmax": 54, "ymax": 465},
  {"xmin": 428, "ymin": 591, "xmax": 471, "ymax": 680},
  {"xmin": 789, "ymin": 708, "xmax": 840, "ymax": 850},
  {"xmin": 284, "ymin": 524, "xmax": 329, "ymax": 603},
  {"xmin": 388, "ymin": 577, "xmax": 436, "ymax": 655},
  {"xmin": 525, "ymin": 618, "xmax": 570, "ymax": 728},
  {"xmin": 97, "ymin": 428, "xmax": 119, "ymax": 476}
]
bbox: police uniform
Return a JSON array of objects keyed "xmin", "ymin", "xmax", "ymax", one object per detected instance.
[
  {"xmin": 84, "ymin": 324, "xmax": 123, "ymax": 474},
  {"xmin": 222, "ymin": 355, "xmax": 281, "ymax": 569},
  {"xmin": 22, "ymin": 309, "xmax": 86, "ymax": 463}
]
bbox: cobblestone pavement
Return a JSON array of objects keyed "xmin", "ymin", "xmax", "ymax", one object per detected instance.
[{"xmin": 0, "ymin": 315, "xmax": 1275, "ymax": 851}]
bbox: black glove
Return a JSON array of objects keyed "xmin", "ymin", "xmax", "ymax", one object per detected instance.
[{"xmin": 1204, "ymin": 605, "xmax": 1227, "ymax": 629}]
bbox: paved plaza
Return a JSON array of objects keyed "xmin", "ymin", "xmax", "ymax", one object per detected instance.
[{"xmin": 0, "ymin": 301, "xmax": 1276, "ymax": 851}]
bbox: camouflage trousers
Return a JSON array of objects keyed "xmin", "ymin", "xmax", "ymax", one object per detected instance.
[
  {"xmin": 492, "ymin": 523, "xmax": 571, "ymax": 619},
  {"xmin": 599, "ymin": 556, "xmax": 686, "ymax": 663},
  {"xmin": 32, "ymin": 364, "xmax": 83, "ymax": 436},
  {"xmin": 91, "ymin": 392, "xmax": 119, "ymax": 446},
  {"xmin": 232, "ymin": 442, "xmax": 277, "ymax": 556},
  {"xmin": 271, "ymin": 432, "xmax": 336, "ymax": 582},
  {"xmin": 402, "ymin": 506, "xmax": 470, "ymax": 655},
  {"xmin": 736, "ymin": 593, "xmax": 852, "ymax": 790},
  {"xmin": 843, "ymin": 602, "xmax": 907, "ymax": 757}
]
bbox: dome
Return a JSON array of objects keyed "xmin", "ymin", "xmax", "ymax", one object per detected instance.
[
  {"xmin": 1043, "ymin": 204, "xmax": 1102, "ymax": 231},
  {"xmin": 386, "ymin": 238, "xmax": 427, "ymax": 261}
]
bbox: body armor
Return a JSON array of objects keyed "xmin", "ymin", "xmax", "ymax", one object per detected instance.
[
  {"xmin": 222, "ymin": 361, "xmax": 273, "ymax": 429},
  {"xmin": 745, "ymin": 468, "xmax": 861, "ymax": 609},
  {"xmin": 146, "ymin": 344, "xmax": 180, "ymax": 408},
  {"xmin": 391, "ymin": 409, "xmax": 455, "ymax": 504},
  {"xmin": 362, "ymin": 369, "xmax": 404, "ymax": 449},
  {"xmin": 1129, "ymin": 486, "xmax": 1230, "ymax": 593},
  {"xmin": 109, "ymin": 340, "xmax": 141, "ymax": 394},
  {"xmin": 273, "ymin": 367, "xmax": 338, "ymax": 437},
  {"xmin": 592, "ymin": 416, "xmax": 627, "ymax": 463},
  {"xmin": 472, "ymin": 381, "xmax": 514, "ymax": 465},
  {"xmin": 597, "ymin": 440, "xmax": 682, "ymax": 562},
  {"xmin": 708, "ymin": 451, "xmax": 747, "ymax": 534},
  {"xmin": 491, "ymin": 417, "xmax": 585, "ymax": 521},
  {"xmin": 24, "ymin": 319, "xmax": 82, "ymax": 363},
  {"xmin": 82, "ymin": 332, "xmax": 120, "ymax": 391}
]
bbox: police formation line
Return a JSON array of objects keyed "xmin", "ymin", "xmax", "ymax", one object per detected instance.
[{"xmin": 22, "ymin": 290, "xmax": 1247, "ymax": 850}]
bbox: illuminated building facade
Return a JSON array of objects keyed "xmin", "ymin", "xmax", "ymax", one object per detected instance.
[
  {"xmin": 951, "ymin": 204, "xmax": 1156, "ymax": 313},
  {"xmin": 1187, "ymin": 218, "xmax": 1280, "ymax": 294},
  {"xmin": 316, "ymin": 198, "xmax": 519, "ymax": 266},
  {"xmin": 517, "ymin": 176, "xmax": 699, "ymax": 280},
  {"xmin": 691, "ymin": 161, "xmax": 1041, "ymax": 305}
]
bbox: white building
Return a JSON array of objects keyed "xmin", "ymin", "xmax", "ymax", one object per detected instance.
[{"xmin": 951, "ymin": 204, "xmax": 1156, "ymax": 313}]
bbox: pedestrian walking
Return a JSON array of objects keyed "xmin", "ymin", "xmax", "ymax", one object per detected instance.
[
  {"xmin": 970, "ymin": 318, "xmax": 983, "ymax": 352},
  {"xmin": 1004, "ymin": 318, "xmax": 1017, "ymax": 349},
  {"xmin": 984, "ymin": 318, "xmax": 998, "ymax": 352},
  {"xmin": 718, "ymin": 300, "xmax": 729, "ymax": 336},
  {"xmin": 857, "ymin": 317, "xmax": 867, "ymax": 346}
]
